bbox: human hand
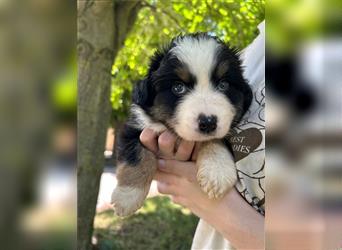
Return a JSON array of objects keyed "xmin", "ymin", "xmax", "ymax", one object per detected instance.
[
  {"xmin": 139, "ymin": 128, "xmax": 219, "ymax": 216},
  {"xmin": 140, "ymin": 128, "xmax": 265, "ymax": 249},
  {"xmin": 139, "ymin": 128, "xmax": 198, "ymax": 160}
]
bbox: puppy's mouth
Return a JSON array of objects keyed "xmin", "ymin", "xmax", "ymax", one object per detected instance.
[
  {"xmin": 185, "ymin": 130, "xmax": 227, "ymax": 142},
  {"xmin": 190, "ymin": 132, "xmax": 221, "ymax": 142},
  {"xmin": 172, "ymin": 118, "xmax": 231, "ymax": 142}
]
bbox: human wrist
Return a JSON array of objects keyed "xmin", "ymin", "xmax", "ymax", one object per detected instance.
[
  {"xmin": 193, "ymin": 189, "xmax": 240, "ymax": 233},
  {"xmin": 191, "ymin": 191, "xmax": 228, "ymax": 224}
]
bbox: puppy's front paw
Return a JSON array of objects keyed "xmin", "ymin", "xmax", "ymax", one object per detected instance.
[
  {"xmin": 111, "ymin": 186, "xmax": 147, "ymax": 216},
  {"xmin": 197, "ymin": 159, "xmax": 237, "ymax": 199}
]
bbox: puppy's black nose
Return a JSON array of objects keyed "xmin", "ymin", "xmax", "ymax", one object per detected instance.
[{"xmin": 198, "ymin": 114, "xmax": 217, "ymax": 134}]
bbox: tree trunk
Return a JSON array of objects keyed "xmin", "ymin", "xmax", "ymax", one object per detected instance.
[{"xmin": 77, "ymin": 1, "xmax": 141, "ymax": 249}]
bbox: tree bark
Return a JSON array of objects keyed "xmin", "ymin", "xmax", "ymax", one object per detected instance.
[{"xmin": 77, "ymin": 1, "xmax": 141, "ymax": 249}]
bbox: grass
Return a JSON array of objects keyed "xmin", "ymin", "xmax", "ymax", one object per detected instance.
[{"xmin": 93, "ymin": 196, "xmax": 199, "ymax": 250}]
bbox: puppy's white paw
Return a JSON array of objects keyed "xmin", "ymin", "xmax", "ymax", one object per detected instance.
[
  {"xmin": 111, "ymin": 186, "xmax": 147, "ymax": 216},
  {"xmin": 197, "ymin": 159, "xmax": 237, "ymax": 199}
]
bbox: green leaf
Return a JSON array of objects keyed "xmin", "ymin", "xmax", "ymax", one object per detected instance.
[{"xmin": 219, "ymin": 8, "xmax": 228, "ymax": 16}]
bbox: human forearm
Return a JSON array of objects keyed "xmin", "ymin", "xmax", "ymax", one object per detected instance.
[{"xmin": 194, "ymin": 188, "xmax": 265, "ymax": 250}]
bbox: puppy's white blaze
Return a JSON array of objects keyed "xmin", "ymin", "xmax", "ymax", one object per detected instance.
[
  {"xmin": 174, "ymin": 86, "xmax": 235, "ymax": 141},
  {"xmin": 171, "ymin": 36, "xmax": 220, "ymax": 87},
  {"xmin": 130, "ymin": 104, "xmax": 166, "ymax": 134}
]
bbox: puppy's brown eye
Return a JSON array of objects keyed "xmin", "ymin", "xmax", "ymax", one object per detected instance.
[
  {"xmin": 217, "ymin": 81, "xmax": 229, "ymax": 91},
  {"xmin": 172, "ymin": 82, "xmax": 187, "ymax": 95}
]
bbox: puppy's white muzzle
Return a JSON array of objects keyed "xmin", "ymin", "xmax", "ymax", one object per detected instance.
[{"xmin": 174, "ymin": 88, "xmax": 235, "ymax": 141}]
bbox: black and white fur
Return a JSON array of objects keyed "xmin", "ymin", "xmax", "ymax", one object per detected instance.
[{"xmin": 111, "ymin": 33, "xmax": 252, "ymax": 216}]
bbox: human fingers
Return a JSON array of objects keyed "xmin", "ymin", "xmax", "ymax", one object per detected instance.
[
  {"xmin": 139, "ymin": 128, "xmax": 158, "ymax": 153},
  {"xmin": 191, "ymin": 142, "xmax": 202, "ymax": 161},
  {"xmin": 158, "ymin": 130, "xmax": 177, "ymax": 159},
  {"xmin": 156, "ymin": 182, "xmax": 178, "ymax": 196},
  {"xmin": 170, "ymin": 195, "xmax": 188, "ymax": 207},
  {"xmin": 174, "ymin": 140, "xmax": 195, "ymax": 161},
  {"xmin": 157, "ymin": 159, "xmax": 197, "ymax": 183},
  {"xmin": 154, "ymin": 169, "xmax": 180, "ymax": 185}
]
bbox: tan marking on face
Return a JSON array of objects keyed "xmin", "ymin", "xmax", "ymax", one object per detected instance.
[
  {"xmin": 175, "ymin": 67, "xmax": 190, "ymax": 82},
  {"xmin": 216, "ymin": 61, "xmax": 229, "ymax": 78}
]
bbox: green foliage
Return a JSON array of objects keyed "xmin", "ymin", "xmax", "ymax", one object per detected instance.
[
  {"xmin": 267, "ymin": 0, "xmax": 342, "ymax": 55},
  {"xmin": 267, "ymin": 0, "xmax": 321, "ymax": 55},
  {"xmin": 53, "ymin": 56, "xmax": 77, "ymax": 108},
  {"xmin": 52, "ymin": 56, "xmax": 77, "ymax": 122},
  {"xmin": 93, "ymin": 196, "xmax": 198, "ymax": 250},
  {"xmin": 111, "ymin": 0, "xmax": 265, "ymax": 122}
]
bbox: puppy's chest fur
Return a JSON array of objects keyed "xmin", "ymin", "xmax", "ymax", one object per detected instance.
[{"xmin": 129, "ymin": 104, "xmax": 167, "ymax": 134}]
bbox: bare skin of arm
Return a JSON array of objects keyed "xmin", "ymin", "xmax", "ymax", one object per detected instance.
[{"xmin": 140, "ymin": 128, "xmax": 265, "ymax": 250}]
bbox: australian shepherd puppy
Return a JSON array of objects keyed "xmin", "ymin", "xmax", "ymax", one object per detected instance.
[{"xmin": 111, "ymin": 33, "xmax": 252, "ymax": 216}]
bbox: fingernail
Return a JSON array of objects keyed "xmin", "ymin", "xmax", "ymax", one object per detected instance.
[{"xmin": 158, "ymin": 159, "xmax": 165, "ymax": 168}]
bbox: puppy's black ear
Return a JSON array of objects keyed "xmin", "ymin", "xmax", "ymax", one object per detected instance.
[
  {"xmin": 132, "ymin": 78, "xmax": 153, "ymax": 108},
  {"xmin": 148, "ymin": 45, "xmax": 172, "ymax": 76},
  {"xmin": 149, "ymin": 51, "xmax": 165, "ymax": 75},
  {"xmin": 132, "ymin": 48, "xmax": 170, "ymax": 108},
  {"xmin": 132, "ymin": 45, "xmax": 172, "ymax": 108}
]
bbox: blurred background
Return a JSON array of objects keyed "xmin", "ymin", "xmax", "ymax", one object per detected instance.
[
  {"xmin": 266, "ymin": 0, "xmax": 342, "ymax": 249},
  {"xmin": 0, "ymin": 0, "xmax": 76, "ymax": 249}
]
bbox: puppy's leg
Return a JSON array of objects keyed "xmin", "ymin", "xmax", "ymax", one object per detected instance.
[
  {"xmin": 196, "ymin": 141, "xmax": 237, "ymax": 199},
  {"xmin": 111, "ymin": 125, "xmax": 156, "ymax": 216}
]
